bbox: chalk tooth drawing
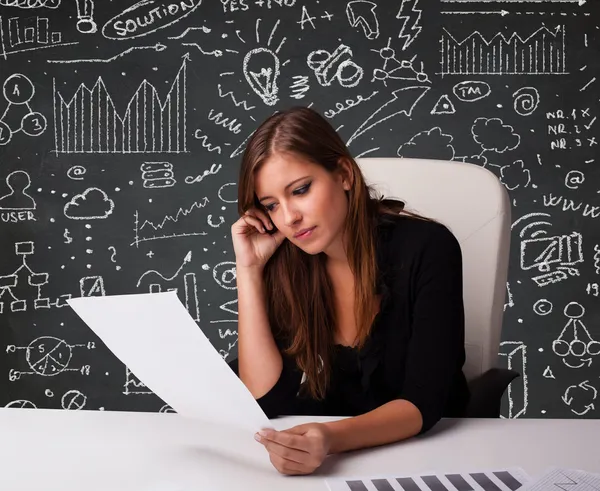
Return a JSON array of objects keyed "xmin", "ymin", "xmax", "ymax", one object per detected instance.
[
  {"xmin": 141, "ymin": 162, "xmax": 176, "ymax": 189},
  {"xmin": 347, "ymin": 85, "xmax": 430, "ymax": 146},
  {"xmin": 131, "ymin": 197, "xmax": 210, "ymax": 247},
  {"xmin": 553, "ymin": 302, "xmax": 600, "ymax": 369},
  {"xmin": 289, "ymin": 75, "xmax": 310, "ymax": 99},
  {"xmin": 66, "ymin": 165, "xmax": 86, "ymax": 180},
  {"xmin": 346, "ymin": 1, "xmax": 379, "ymax": 40},
  {"xmin": 440, "ymin": 25, "xmax": 567, "ymax": 76},
  {"xmin": 47, "ymin": 42, "xmax": 167, "ymax": 64},
  {"xmin": 453, "ymin": 80, "xmax": 491, "ymax": 102},
  {"xmin": 102, "ymin": 0, "xmax": 203, "ymax": 40},
  {"xmin": 514, "ymin": 212, "xmax": 584, "ymax": 287},
  {"xmin": 307, "ymin": 43, "xmax": 364, "ymax": 88},
  {"xmin": 396, "ymin": 0, "xmax": 422, "ymax": 49},
  {"xmin": 61, "ymin": 389, "xmax": 87, "ymax": 410},
  {"xmin": 0, "ymin": 170, "xmax": 36, "ymax": 210},
  {"xmin": 53, "ymin": 53, "xmax": 189, "ymax": 154},
  {"xmin": 75, "ymin": 0, "xmax": 97, "ymax": 34},
  {"xmin": 0, "ymin": 0, "xmax": 60, "ymax": 7},
  {"xmin": 371, "ymin": 37, "xmax": 430, "ymax": 86},
  {"xmin": 499, "ymin": 341, "xmax": 528, "ymax": 418},
  {"xmin": 397, "ymin": 127, "xmax": 455, "ymax": 160},
  {"xmin": 6, "ymin": 336, "xmax": 93, "ymax": 380},
  {"xmin": 512, "ymin": 87, "xmax": 540, "ymax": 116},
  {"xmin": 500, "ymin": 160, "xmax": 531, "ymax": 190},
  {"xmin": 0, "ymin": 241, "xmax": 71, "ymax": 313},
  {"xmin": 562, "ymin": 380, "xmax": 597, "ymax": 416},
  {"xmin": 0, "ymin": 73, "xmax": 47, "ymax": 145},
  {"xmin": 64, "ymin": 188, "xmax": 115, "ymax": 220},
  {"xmin": 136, "ymin": 251, "xmax": 200, "ymax": 322}
]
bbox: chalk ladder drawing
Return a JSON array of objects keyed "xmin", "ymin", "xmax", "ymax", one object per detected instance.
[
  {"xmin": 53, "ymin": 53, "xmax": 190, "ymax": 154},
  {"xmin": 440, "ymin": 25, "xmax": 567, "ymax": 76}
]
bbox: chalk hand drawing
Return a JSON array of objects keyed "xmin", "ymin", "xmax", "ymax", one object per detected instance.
[
  {"xmin": 562, "ymin": 380, "xmax": 597, "ymax": 416},
  {"xmin": 141, "ymin": 162, "xmax": 176, "ymax": 189},
  {"xmin": 64, "ymin": 188, "xmax": 115, "ymax": 220},
  {"xmin": 307, "ymin": 44, "xmax": 363, "ymax": 88},
  {"xmin": 453, "ymin": 81, "xmax": 491, "ymax": 102},
  {"xmin": 441, "ymin": 25, "xmax": 567, "ymax": 76},
  {"xmin": 102, "ymin": 0, "xmax": 203, "ymax": 40},
  {"xmin": 500, "ymin": 160, "xmax": 531, "ymax": 190},
  {"xmin": 346, "ymin": 1, "xmax": 379, "ymax": 40},
  {"xmin": 76, "ymin": 0, "xmax": 97, "ymax": 34},
  {"xmin": 371, "ymin": 37, "xmax": 430, "ymax": 86},
  {"xmin": 0, "ymin": 74, "xmax": 47, "ymax": 145},
  {"xmin": 397, "ymin": 127, "xmax": 455, "ymax": 161},
  {"xmin": 54, "ymin": 53, "xmax": 189, "ymax": 154},
  {"xmin": 0, "ymin": 241, "xmax": 71, "ymax": 313},
  {"xmin": 516, "ymin": 214, "xmax": 584, "ymax": 287},
  {"xmin": 137, "ymin": 251, "xmax": 200, "ymax": 322},
  {"xmin": 0, "ymin": 170, "xmax": 36, "ymax": 210},
  {"xmin": 472, "ymin": 117, "xmax": 521, "ymax": 154},
  {"xmin": 348, "ymin": 85, "xmax": 430, "ymax": 145},
  {"xmin": 512, "ymin": 87, "xmax": 539, "ymax": 116},
  {"xmin": 553, "ymin": 302, "xmax": 600, "ymax": 369},
  {"xmin": 243, "ymin": 47, "xmax": 280, "ymax": 106},
  {"xmin": 396, "ymin": 0, "xmax": 422, "ymax": 50}
]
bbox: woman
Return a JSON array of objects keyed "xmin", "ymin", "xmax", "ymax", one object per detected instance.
[{"xmin": 230, "ymin": 106, "xmax": 470, "ymax": 475}]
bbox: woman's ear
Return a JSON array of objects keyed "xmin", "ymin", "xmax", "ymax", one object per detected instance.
[{"xmin": 337, "ymin": 157, "xmax": 354, "ymax": 190}]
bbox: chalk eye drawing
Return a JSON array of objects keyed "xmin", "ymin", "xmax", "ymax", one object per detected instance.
[
  {"xmin": 0, "ymin": 241, "xmax": 71, "ymax": 313},
  {"xmin": 0, "ymin": 15, "xmax": 76, "ymax": 59},
  {"xmin": 347, "ymin": 85, "xmax": 430, "ymax": 146},
  {"xmin": 131, "ymin": 196, "xmax": 210, "ymax": 247},
  {"xmin": 64, "ymin": 188, "xmax": 115, "ymax": 220},
  {"xmin": 553, "ymin": 302, "xmax": 600, "ymax": 369},
  {"xmin": 141, "ymin": 162, "xmax": 176, "ymax": 189},
  {"xmin": 0, "ymin": 0, "xmax": 60, "ymax": 7},
  {"xmin": 0, "ymin": 170, "xmax": 36, "ymax": 210},
  {"xmin": 53, "ymin": 53, "xmax": 189, "ymax": 154},
  {"xmin": 0, "ymin": 73, "xmax": 47, "ymax": 145},
  {"xmin": 499, "ymin": 160, "xmax": 531, "ymax": 190},
  {"xmin": 396, "ymin": 0, "xmax": 422, "ymax": 49},
  {"xmin": 346, "ymin": 1, "xmax": 379, "ymax": 40},
  {"xmin": 6, "ymin": 336, "xmax": 95, "ymax": 380},
  {"xmin": 453, "ymin": 80, "xmax": 491, "ymax": 102},
  {"xmin": 512, "ymin": 87, "xmax": 540, "ymax": 116},
  {"xmin": 307, "ymin": 43, "xmax": 364, "ymax": 88},
  {"xmin": 562, "ymin": 380, "xmax": 597, "ymax": 416},
  {"xmin": 137, "ymin": 251, "xmax": 200, "ymax": 322},
  {"xmin": 440, "ymin": 25, "xmax": 567, "ymax": 76},
  {"xmin": 75, "ymin": 0, "xmax": 97, "ymax": 34},
  {"xmin": 371, "ymin": 37, "xmax": 430, "ymax": 86},
  {"xmin": 514, "ymin": 212, "xmax": 584, "ymax": 287},
  {"xmin": 499, "ymin": 341, "xmax": 528, "ymax": 418},
  {"xmin": 102, "ymin": 0, "xmax": 203, "ymax": 40},
  {"xmin": 62, "ymin": 390, "xmax": 87, "ymax": 410}
]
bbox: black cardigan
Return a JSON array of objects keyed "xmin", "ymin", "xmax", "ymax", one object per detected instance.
[{"xmin": 252, "ymin": 213, "xmax": 470, "ymax": 435}]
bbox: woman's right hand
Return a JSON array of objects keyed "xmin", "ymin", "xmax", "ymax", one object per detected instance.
[{"xmin": 231, "ymin": 207, "xmax": 286, "ymax": 269}]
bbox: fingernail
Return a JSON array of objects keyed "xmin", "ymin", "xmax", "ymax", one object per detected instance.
[
  {"xmin": 258, "ymin": 430, "xmax": 268, "ymax": 437},
  {"xmin": 254, "ymin": 433, "xmax": 261, "ymax": 441}
]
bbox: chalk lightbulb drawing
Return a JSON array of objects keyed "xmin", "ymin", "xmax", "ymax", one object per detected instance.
[{"xmin": 243, "ymin": 47, "xmax": 280, "ymax": 106}]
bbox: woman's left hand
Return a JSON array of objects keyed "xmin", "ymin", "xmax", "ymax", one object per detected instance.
[{"xmin": 254, "ymin": 422, "xmax": 332, "ymax": 475}]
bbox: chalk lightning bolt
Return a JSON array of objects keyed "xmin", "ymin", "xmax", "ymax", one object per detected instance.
[{"xmin": 397, "ymin": 0, "xmax": 422, "ymax": 51}]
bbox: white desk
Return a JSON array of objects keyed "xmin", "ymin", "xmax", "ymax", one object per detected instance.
[{"xmin": 0, "ymin": 408, "xmax": 598, "ymax": 491}]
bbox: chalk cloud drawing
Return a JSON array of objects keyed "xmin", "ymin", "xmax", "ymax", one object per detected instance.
[
  {"xmin": 64, "ymin": 188, "xmax": 114, "ymax": 220},
  {"xmin": 500, "ymin": 160, "xmax": 531, "ymax": 190},
  {"xmin": 396, "ymin": 0, "xmax": 422, "ymax": 50},
  {"xmin": 0, "ymin": 73, "xmax": 47, "ymax": 145},
  {"xmin": 397, "ymin": 126, "xmax": 455, "ymax": 160},
  {"xmin": 472, "ymin": 117, "xmax": 521, "ymax": 154},
  {"xmin": 0, "ymin": 170, "xmax": 36, "ymax": 210},
  {"xmin": 102, "ymin": 0, "xmax": 203, "ymax": 40}
]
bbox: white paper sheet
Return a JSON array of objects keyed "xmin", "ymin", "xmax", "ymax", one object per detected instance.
[
  {"xmin": 522, "ymin": 467, "xmax": 600, "ymax": 490},
  {"xmin": 67, "ymin": 291, "xmax": 273, "ymax": 434}
]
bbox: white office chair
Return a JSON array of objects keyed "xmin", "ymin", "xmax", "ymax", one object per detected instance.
[{"xmin": 357, "ymin": 157, "xmax": 518, "ymax": 417}]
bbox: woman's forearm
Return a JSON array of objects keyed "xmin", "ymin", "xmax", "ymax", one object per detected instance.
[{"xmin": 323, "ymin": 399, "xmax": 423, "ymax": 454}]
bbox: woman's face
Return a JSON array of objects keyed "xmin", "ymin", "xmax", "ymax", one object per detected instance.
[{"xmin": 254, "ymin": 152, "xmax": 352, "ymax": 259}]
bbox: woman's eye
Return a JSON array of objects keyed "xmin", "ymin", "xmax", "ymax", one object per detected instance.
[{"xmin": 265, "ymin": 183, "xmax": 311, "ymax": 211}]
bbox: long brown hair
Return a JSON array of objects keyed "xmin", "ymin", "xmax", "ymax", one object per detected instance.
[{"xmin": 237, "ymin": 106, "xmax": 431, "ymax": 400}]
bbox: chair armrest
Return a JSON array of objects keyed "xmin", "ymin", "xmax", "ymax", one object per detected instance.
[{"xmin": 465, "ymin": 367, "xmax": 520, "ymax": 418}]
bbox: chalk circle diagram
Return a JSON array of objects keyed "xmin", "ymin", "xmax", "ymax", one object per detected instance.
[
  {"xmin": 0, "ymin": 74, "xmax": 47, "ymax": 146},
  {"xmin": 26, "ymin": 336, "xmax": 72, "ymax": 376},
  {"xmin": 5, "ymin": 400, "xmax": 37, "ymax": 408},
  {"xmin": 64, "ymin": 187, "xmax": 115, "ymax": 220},
  {"xmin": 61, "ymin": 389, "xmax": 87, "ymax": 410}
]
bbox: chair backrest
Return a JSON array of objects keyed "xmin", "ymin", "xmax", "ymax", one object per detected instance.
[{"xmin": 356, "ymin": 158, "xmax": 511, "ymax": 381}]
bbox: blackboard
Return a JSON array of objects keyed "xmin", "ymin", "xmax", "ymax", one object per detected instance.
[{"xmin": 0, "ymin": 0, "xmax": 598, "ymax": 419}]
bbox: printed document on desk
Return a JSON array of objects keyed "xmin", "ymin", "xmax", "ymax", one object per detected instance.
[{"xmin": 67, "ymin": 291, "xmax": 272, "ymax": 433}]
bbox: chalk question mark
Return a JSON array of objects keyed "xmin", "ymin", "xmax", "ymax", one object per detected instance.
[{"xmin": 108, "ymin": 246, "xmax": 121, "ymax": 270}]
